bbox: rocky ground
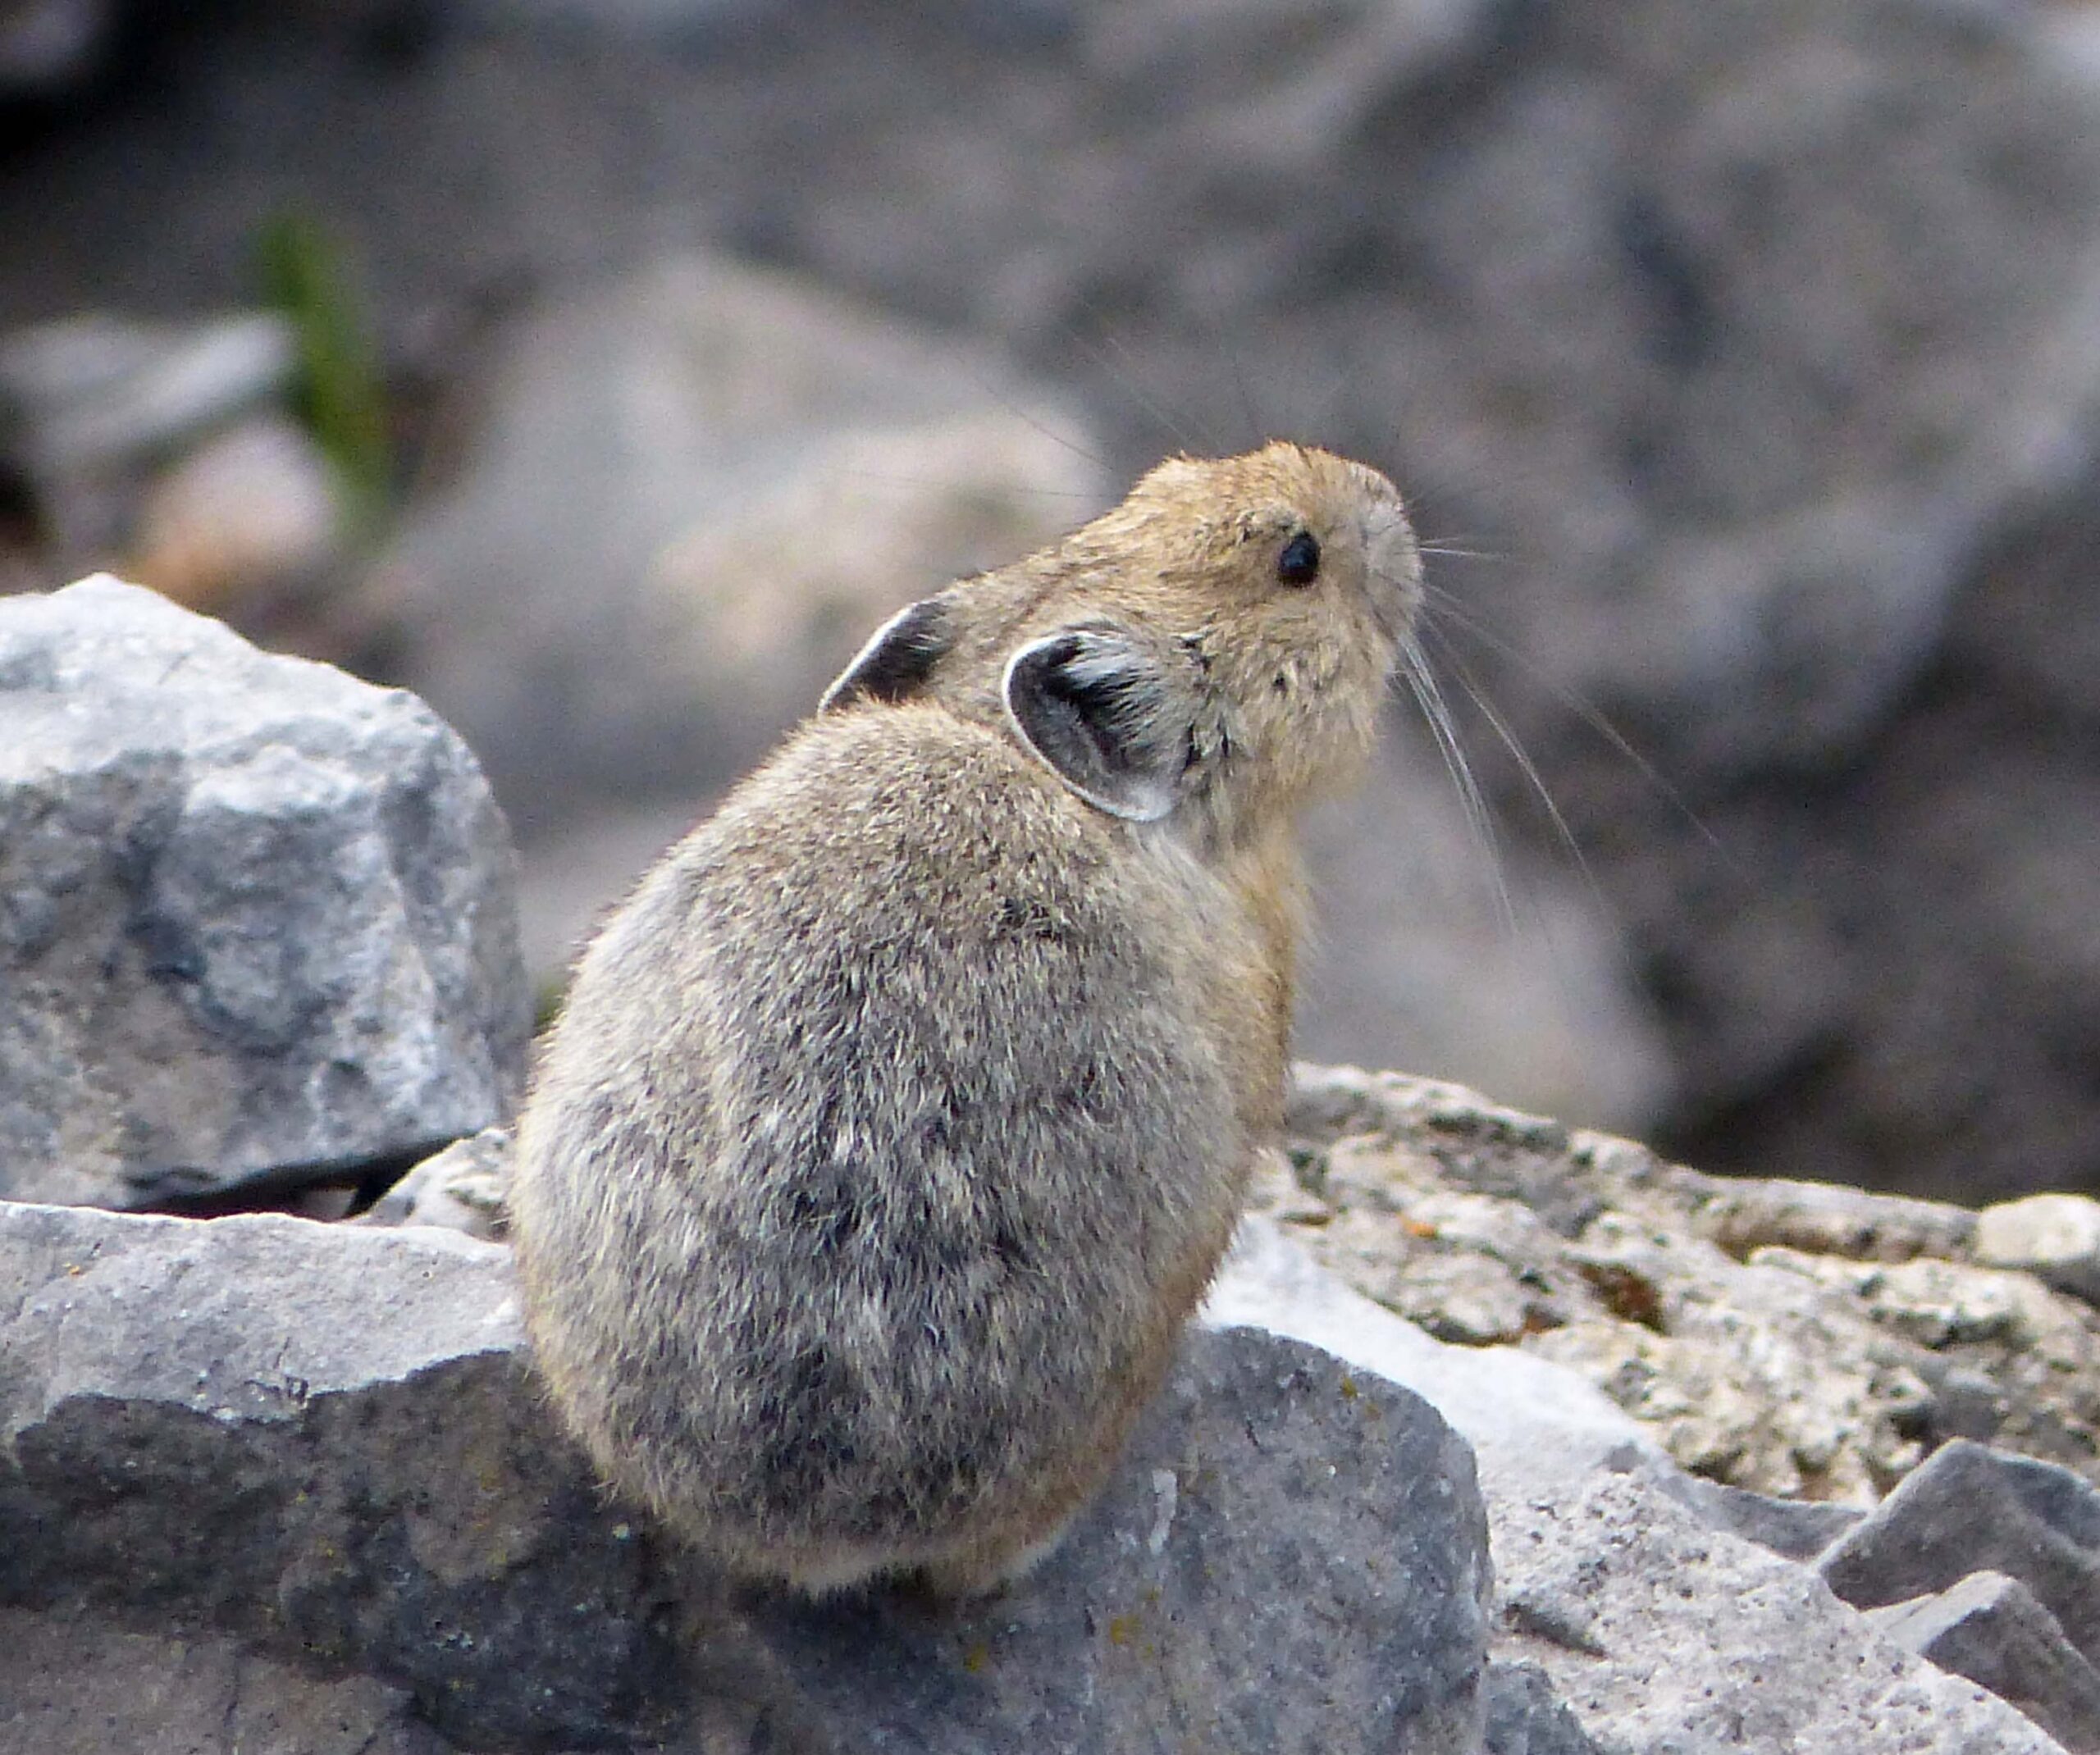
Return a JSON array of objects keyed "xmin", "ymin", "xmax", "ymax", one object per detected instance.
[
  {"xmin": 1262, "ymin": 1068, "xmax": 2100, "ymax": 1504},
  {"xmin": 8, "ymin": 562, "xmax": 2100, "ymax": 1750}
]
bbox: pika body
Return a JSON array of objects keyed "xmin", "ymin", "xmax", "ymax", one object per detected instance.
[{"xmin": 509, "ymin": 442, "xmax": 1422, "ymax": 1597}]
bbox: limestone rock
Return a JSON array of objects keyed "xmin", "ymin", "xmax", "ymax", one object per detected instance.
[
  {"xmin": 0, "ymin": 576, "xmax": 530, "ymax": 1210},
  {"xmin": 1205, "ymin": 1212, "xmax": 1666, "ymax": 1505},
  {"xmin": 1869, "ymin": 1573, "xmax": 2100, "ymax": 1755},
  {"xmin": 0, "ymin": 1607, "xmax": 445, "ymax": 1755},
  {"xmin": 1214, "ymin": 1209, "xmax": 2079, "ymax": 1751},
  {"xmin": 742, "ymin": 1328, "xmax": 1493, "ymax": 1755},
  {"xmin": 1978, "ymin": 1195, "xmax": 2100, "ymax": 1306},
  {"xmin": 1652, "ymin": 1472, "xmax": 1864, "ymax": 1562},
  {"xmin": 1697, "ymin": 1174, "xmax": 1978, "ymax": 1266},
  {"xmin": 1820, "ymin": 1441, "xmax": 2100, "ymax": 1671},
  {"xmin": 126, "ymin": 413, "xmax": 352, "ymax": 619},
  {"xmin": 0, "ymin": 1198, "xmax": 1494, "ymax": 1754},
  {"xmin": 1493, "ymin": 1469, "xmax": 2070, "ymax": 1754},
  {"xmin": 0, "ymin": 312, "xmax": 299, "ymax": 567},
  {"xmin": 1481, "ymin": 1661, "xmax": 1605, "ymax": 1755},
  {"xmin": 1267, "ymin": 1066, "xmax": 2100, "ymax": 1499}
]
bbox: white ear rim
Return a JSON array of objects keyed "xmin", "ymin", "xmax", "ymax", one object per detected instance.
[
  {"xmin": 819, "ymin": 596, "xmax": 951, "ymax": 714},
  {"xmin": 999, "ymin": 631, "xmax": 1180, "ymax": 823}
]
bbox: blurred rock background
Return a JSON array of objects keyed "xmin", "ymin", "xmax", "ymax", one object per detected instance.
[{"xmin": 4, "ymin": 0, "xmax": 2100, "ymax": 1202}]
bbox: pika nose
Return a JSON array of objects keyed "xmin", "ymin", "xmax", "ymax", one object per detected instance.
[{"xmin": 1360, "ymin": 499, "xmax": 1423, "ymax": 629}]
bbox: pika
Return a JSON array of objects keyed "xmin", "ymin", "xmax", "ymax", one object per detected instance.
[{"xmin": 508, "ymin": 443, "xmax": 1422, "ymax": 1597}]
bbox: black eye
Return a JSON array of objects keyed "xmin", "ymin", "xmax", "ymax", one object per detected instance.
[{"xmin": 1276, "ymin": 530, "xmax": 1321, "ymax": 586}]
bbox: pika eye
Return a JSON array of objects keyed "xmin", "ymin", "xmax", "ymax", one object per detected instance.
[{"xmin": 1276, "ymin": 530, "xmax": 1321, "ymax": 586}]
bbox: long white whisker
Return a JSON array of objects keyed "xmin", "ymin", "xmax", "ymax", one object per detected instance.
[
  {"xmin": 1422, "ymin": 621, "xmax": 1602, "ymax": 914},
  {"xmin": 1395, "ymin": 631, "xmax": 1516, "ymax": 936},
  {"xmin": 1421, "ymin": 585, "xmax": 1736, "ymax": 873}
]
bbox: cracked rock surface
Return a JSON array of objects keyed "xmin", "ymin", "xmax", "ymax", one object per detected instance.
[
  {"xmin": 1262, "ymin": 1067, "xmax": 2100, "ymax": 1503},
  {"xmin": 0, "ymin": 577, "xmax": 531, "ymax": 1211}
]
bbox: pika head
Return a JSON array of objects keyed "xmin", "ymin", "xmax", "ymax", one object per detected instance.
[{"xmin": 824, "ymin": 442, "xmax": 1422, "ymax": 846}]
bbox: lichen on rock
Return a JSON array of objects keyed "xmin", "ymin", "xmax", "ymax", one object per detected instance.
[{"xmin": 1262, "ymin": 1065, "xmax": 2100, "ymax": 1502}]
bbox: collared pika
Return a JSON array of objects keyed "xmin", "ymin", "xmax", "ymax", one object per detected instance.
[{"xmin": 509, "ymin": 443, "xmax": 1421, "ymax": 1596}]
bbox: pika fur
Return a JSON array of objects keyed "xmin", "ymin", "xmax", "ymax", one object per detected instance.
[{"xmin": 508, "ymin": 442, "xmax": 1422, "ymax": 1597}]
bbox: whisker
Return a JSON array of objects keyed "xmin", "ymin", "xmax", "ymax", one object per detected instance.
[
  {"xmin": 934, "ymin": 364, "xmax": 1111, "ymax": 475},
  {"xmin": 1421, "ymin": 621, "xmax": 1603, "ymax": 915},
  {"xmin": 1159, "ymin": 264, "xmax": 1265, "ymax": 453},
  {"xmin": 1221, "ymin": 340, "xmax": 1264, "ymax": 455},
  {"xmin": 1395, "ymin": 631, "xmax": 1517, "ymax": 937},
  {"xmin": 836, "ymin": 471, "xmax": 1102, "ymax": 502},
  {"xmin": 1061, "ymin": 319, "xmax": 1213, "ymax": 458},
  {"xmin": 1420, "ymin": 586, "xmax": 1737, "ymax": 873}
]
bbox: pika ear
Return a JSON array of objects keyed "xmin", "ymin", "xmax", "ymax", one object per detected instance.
[
  {"xmin": 819, "ymin": 595, "xmax": 954, "ymax": 713},
  {"xmin": 1002, "ymin": 627, "xmax": 1195, "ymax": 822}
]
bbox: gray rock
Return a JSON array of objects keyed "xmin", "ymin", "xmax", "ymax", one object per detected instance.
[
  {"xmin": 1495, "ymin": 1468, "xmax": 2071, "ymax": 1754},
  {"xmin": 1266, "ymin": 1067, "xmax": 2100, "ymax": 1500},
  {"xmin": 1481, "ymin": 1661, "xmax": 1604, "ymax": 1755},
  {"xmin": 0, "ymin": 1198, "xmax": 1495, "ymax": 1753},
  {"xmin": 1205, "ymin": 1213, "xmax": 1669, "ymax": 1507},
  {"xmin": 745, "ymin": 1329, "xmax": 1493, "ymax": 1755},
  {"xmin": 1653, "ymin": 1474, "xmax": 1866, "ymax": 1563},
  {"xmin": 0, "ymin": 1606, "xmax": 445, "ymax": 1755},
  {"xmin": 1212, "ymin": 1164, "xmax": 2083, "ymax": 1753},
  {"xmin": 0, "ymin": 576, "xmax": 531, "ymax": 1210},
  {"xmin": 124, "ymin": 412, "xmax": 353, "ymax": 621},
  {"xmin": 1696, "ymin": 1174, "xmax": 1979, "ymax": 1266},
  {"xmin": 1869, "ymin": 1572, "xmax": 2100, "ymax": 1755},
  {"xmin": 1978, "ymin": 1195, "xmax": 2100, "ymax": 1306},
  {"xmin": 1821, "ymin": 1441, "xmax": 2100, "ymax": 1669},
  {"xmin": 0, "ymin": 313, "xmax": 299, "ymax": 565},
  {"xmin": 0, "ymin": 312, "xmax": 294, "ymax": 478}
]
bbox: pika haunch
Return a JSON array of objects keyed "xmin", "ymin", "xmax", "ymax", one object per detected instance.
[{"xmin": 509, "ymin": 442, "xmax": 1422, "ymax": 1597}]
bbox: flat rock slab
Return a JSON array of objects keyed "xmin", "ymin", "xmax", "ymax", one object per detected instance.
[
  {"xmin": 1493, "ymin": 1469, "xmax": 2071, "ymax": 1754},
  {"xmin": 0, "ymin": 576, "xmax": 531, "ymax": 1210},
  {"xmin": 0, "ymin": 1199, "xmax": 1494, "ymax": 1753}
]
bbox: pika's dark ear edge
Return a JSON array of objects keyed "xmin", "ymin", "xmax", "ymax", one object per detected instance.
[
  {"xmin": 1001, "ymin": 627, "xmax": 1192, "ymax": 823},
  {"xmin": 819, "ymin": 596, "xmax": 955, "ymax": 713}
]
